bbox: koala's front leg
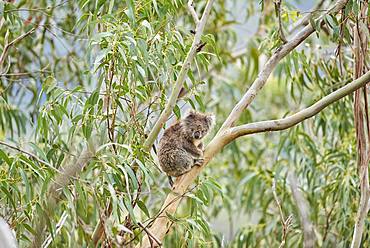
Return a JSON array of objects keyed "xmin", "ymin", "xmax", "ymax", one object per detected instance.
[
  {"xmin": 183, "ymin": 141, "xmax": 203, "ymax": 158},
  {"xmin": 183, "ymin": 141, "xmax": 204, "ymax": 167},
  {"xmin": 197, "ymin": 142, "xmax": 204, "ymax": 151},
  {"xmin": 193, "ymin": 142, "xmax": 205, "ymax": 167}
]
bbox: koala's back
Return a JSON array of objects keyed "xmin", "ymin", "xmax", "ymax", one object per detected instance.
[
  {"xmin": 158, "ymin": 122, "xmax": 193, "ymax": 177},
  {"xmin": 158, "ymin": 122, "xmax": 183, "ymax": 150}
]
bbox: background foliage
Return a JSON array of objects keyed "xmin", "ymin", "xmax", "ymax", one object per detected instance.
[{"xmin": 0, "ymin": 0, "xmax": 369, "ymax": 247}]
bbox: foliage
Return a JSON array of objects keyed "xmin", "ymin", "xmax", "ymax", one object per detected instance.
[{"xmin": 0, "ymin": 0, "xmax": 369, "ymax": 247}]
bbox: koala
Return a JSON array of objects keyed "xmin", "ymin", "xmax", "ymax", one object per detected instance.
[{"xmin": 158, "ymin": 110, "xmax": 215, "ymax": 186}]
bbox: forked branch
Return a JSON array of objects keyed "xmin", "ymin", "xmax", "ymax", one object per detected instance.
[
  {"xmin": 139, "ymin": 1, "xmax": 349, "ymax": 246},
  {"xmin": 274, "ymin": 0, "xmax": 287, "ymax": 43},
  {"xmin": 144, "ymin": 67, "xmax": 370, "ymax": 248},
  {"xmin": 137, "ymin": 0, "xmax": 215, "ymax": 246},
  {"xmin": 143, "ymin": 0, "xmax": 215, "ymax": 150},
  {"xmin": 217, "ymin": 0, "xmax": 348, "ymax": 134},
  {"xmin": 228, "ymin": 70, "xmax": 370, "ymax": 138}
]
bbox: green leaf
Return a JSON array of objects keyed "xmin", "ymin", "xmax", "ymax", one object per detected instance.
[
  {"xmin": 123, "ymin": 198, "xmax": 136, "ymax": 223},
  {"xmin": 0, "ymin": 149, "xmax": 12, "ymax": 165},
  {"xmin": 137, "ymin": 200, "xmax": 150, "ymax": 218},
  {"xmin": 125, "ymin": 165, "xmax": 138, "ymax": 190},
  {"xmin": 0, "ymin": 186, "xmax": 16, "ymax": 210},
  {"xmin": 173, "ymin": 105, "xmax": 181, "ymax": 119},
  {"xmin": 125, "ymin": 0, "xmax": 136, "ymax": 24},
  {"xmin": 108, "ymin": 0, "xmax": 115, "ymax": 14}
]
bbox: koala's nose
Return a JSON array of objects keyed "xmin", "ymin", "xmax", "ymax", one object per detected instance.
[{"xmin": 194, "ymin": 131, "xmax": 201, "ymax": 139}]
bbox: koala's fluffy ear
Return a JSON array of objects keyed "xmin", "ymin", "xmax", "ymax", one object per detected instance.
[
  {"xmin": 185, "ymin": 109, "xmax": 197, "ymax": 118},
  {"xmin": 206, "ymin": 113, "xmax": 216, "ymax": 126}
]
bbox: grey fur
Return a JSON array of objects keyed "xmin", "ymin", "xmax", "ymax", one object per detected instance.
[{"xmin": 158, "ymin": 110, "xmax": 215, "ymax": 185}]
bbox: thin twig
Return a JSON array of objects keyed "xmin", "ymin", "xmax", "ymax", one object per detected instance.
[
  {"xmin": 105, "ymin": 60, "xmax": 117, "ymax": 152},
  {"xmin": 41, "ymin": 211, "xmax": 68, "ymax": 248},
  {"xmin": 4, "ymin": 0, "xmax": 70, "ymax": 13},
  {"xmin": 272, "ymin": 180, "xmax": 293, "ymax": 248},
  {"xmin": 138, "ymin": 222, "xmax": 162, "ymax": 247},
  {"xmin": 217, "ymin": 0, "xmax": 348, "ymax": 134},
  {"xmin": 143, "ymin": 0, "xmax": 215, "ymax": 150},
  {"xmin": 0, "ymin": 68, "xmax": 51, "ymax": 77},
  {"xmin": 288, "ymin": 0, "xmax": 327, "ymax": 34},
  {"xmin": 0, "ymin": 27, "xmax": 37, "ymax": 69},
  {"xmin": 0, "ymin": 140, "xmax": 60, "ymax": 173},
  {"xmin": 187, "ymin": 0, "xmax": 199, "ymax": 24},
  {"xmin": 274, "ymin": 0, "xmax": 287, "ymax": 43},
  {"xmin": 140, "ymin": 1, "xmax": 349, "ymax": 246},
  {"xmin": 272, "ymin": 180, "xmax": 286, "ymax": 229},
  {"xmin": 350, "ymin": 4, "xmax": 370, "ymax": 247},
  {"xmin": 322, "ymin": 205, "xmax": 335, "ymax": 242}
]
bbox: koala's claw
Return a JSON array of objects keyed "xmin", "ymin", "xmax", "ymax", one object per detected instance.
[
  {"xmin": 193, "ymin": 158, "xmax": 204, "ymax": 166},
  {"xmin": 168, "ymin": 176, "xmax": 174, "ymax": 187}
]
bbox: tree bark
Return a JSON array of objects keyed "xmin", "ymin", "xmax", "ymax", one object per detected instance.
[
  {"xmin": 350, "ymin": 3, "xmax": 370, "ymax": 248},
  {"xmin": 137, "ymin": 2, "xmax": 349, "ymax": 246}
]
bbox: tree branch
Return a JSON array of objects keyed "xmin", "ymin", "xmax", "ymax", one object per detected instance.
[
  {"xmin": 0, "ymin": 27, "xmax": 36, "ymax": 70},
  {"xmin": 41, "ymin": 211, "xmax": 68, "ymax": 248},
  {"xmin": 228, "ymin": 70, "xmax": 370, "ymax": 138},
  {"xmin": 275, "ymin": 0, "xmax": 287, "ymax": 43},
  {"xmin": 138, "ymin": 222, "xmax": 162, "ymax": 247},
  {"xmin": 90, "ymin": 0, "xmax": 216, "ymax": 240},
  {"xmin": 143, "ymin": 0, "xmax": 215, "ymax": 150},
  {"xmin": 350, "ymin": 3, "xmax": 370, "ymax": 248},
  {"xmin": 288, "ymin": 172, "xmax": 315, "ymax": 248},
  {"xmin": 31, "ymin": 144, "xmax": 96, "ymax": 247},
  {"xmin": 0, "ymin": 140, "xmax": 60, "ymax": 173},
  {"xmin": 187, "ymin": 0, "xmax": 199, "ymax": 24},
  {"xmin": 139, "ymin": 1, "xmax": 349, "ymax": 246},
  {"xmin": 137, "ymin": 1, "xmax": 215, "ymax": 246},
  {"xmin": 217, "ymin": 0, "xmax": 348, "ymax": 134},
  {"xmin": 48, "ymin": 148, "xmax": 95, "ymax": 196},
  {"xmin": 288, "ymin": 0, "xmax": 327, "ymax": 34}
]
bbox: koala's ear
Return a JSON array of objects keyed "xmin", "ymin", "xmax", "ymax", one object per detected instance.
[
  {"xmin": 185, "ymin": 109, "xmax": 196, "ymax": 118},
  {"xmin": 206, "ymin": 114, "xmax": 216, "ymax": 125}
]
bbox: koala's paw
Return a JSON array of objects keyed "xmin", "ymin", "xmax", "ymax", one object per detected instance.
[
  {"xmin": 193, "ymin": 158, "xmax": 204, "ymax": 167},
  {"xmin": 197, "ymin": 142, "xmax": 204, "ymax": 150},
  {"xmin": 197, "ymin": 148, "xmax": 204, "ymax": 157}
]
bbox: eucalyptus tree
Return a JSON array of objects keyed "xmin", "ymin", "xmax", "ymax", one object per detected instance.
[{"xmin": 0, "ymin": 0, "xmax": 369, "ymax": 247}]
